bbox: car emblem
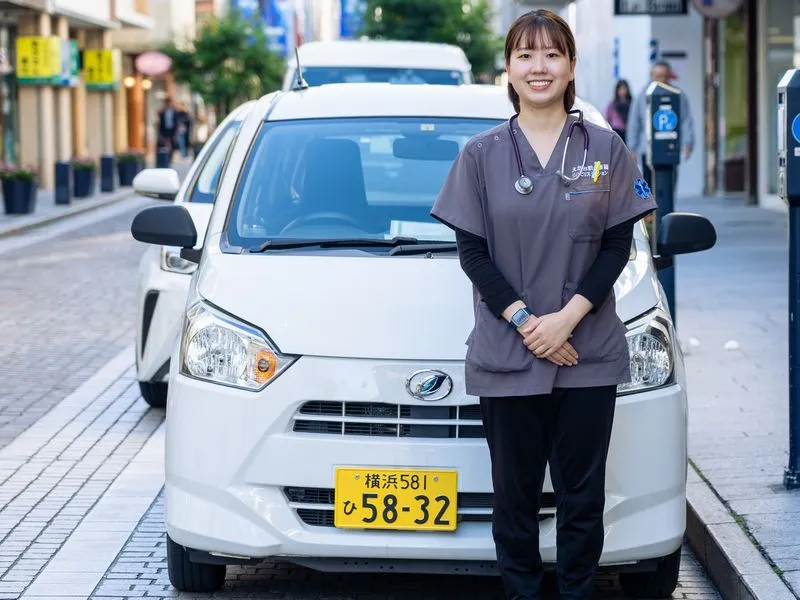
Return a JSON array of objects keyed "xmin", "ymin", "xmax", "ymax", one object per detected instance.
[{"xmin": 405, "ymin": 370, "xmax": 453, "ymax": 401}]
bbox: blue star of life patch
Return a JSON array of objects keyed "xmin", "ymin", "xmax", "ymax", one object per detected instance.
[{"xmin": 634, "ymin": 178, "xmax": 651, "ymax": 199}]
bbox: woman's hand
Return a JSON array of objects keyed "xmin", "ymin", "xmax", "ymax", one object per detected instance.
[
  {"xmin": 521, "ymin": 311, "xmax": 578, "ymax": 361},
  {"xmin": 517, "ymin": 317, "xmax": 579, "ymax": 366}
]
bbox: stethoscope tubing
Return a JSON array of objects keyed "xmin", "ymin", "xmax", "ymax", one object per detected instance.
[{"xmin": 508, "ymin": 110, "xmax": 590, "ymax": 194}]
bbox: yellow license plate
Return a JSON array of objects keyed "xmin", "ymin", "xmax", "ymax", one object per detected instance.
[{"xmin": 334, "ymin": 467, "xmax": 458, "ymax": 532}]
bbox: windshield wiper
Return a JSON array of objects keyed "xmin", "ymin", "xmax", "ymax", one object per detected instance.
[
  {"xmin": 249, "ymin": 236, "xmax": 422, "ymax": 253},
  {"xmin": 388, "ymin": 242, "xmax": 458, "ymax": 256}
]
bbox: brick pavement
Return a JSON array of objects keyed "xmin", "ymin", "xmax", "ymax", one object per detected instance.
[
  {"xmin": 86, "ymin": 493, "xmax": 720, "ymax": 600},
  {"xmin": 676, "ymin": 195, "xmax": 800, "ymax": 596}
]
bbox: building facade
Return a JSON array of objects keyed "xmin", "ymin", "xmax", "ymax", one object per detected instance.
[{"xmin": 0, "ymin": 0, "xmax": 152, "ymax": 189}]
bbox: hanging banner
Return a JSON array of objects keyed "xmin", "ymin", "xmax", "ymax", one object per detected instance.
[
  {"xmin": 340, "ymin": 0, "xmax": 367, "ymax": 39},
  {"xmin": 84, "ymin": 48, "xmax": 122, "ymax": 90},
  {"xmin": 58, "ymin": 40, "xmax": 80, "ymax": 87},
  {"xmin": 16, "ymin": 36, "xmax": 61, "ymax": 85},
  {"xmin": 264, "ymin": 0, "xmax": 290, "ymax": 57}
]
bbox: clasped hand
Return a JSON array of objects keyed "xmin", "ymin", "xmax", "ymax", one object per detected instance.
[{"xmin": 517, "ymin": 311, "xmax": 578, "ymax": 366}]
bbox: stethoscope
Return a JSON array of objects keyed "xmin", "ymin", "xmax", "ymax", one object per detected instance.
[{"xmin": 508, "ymin": 109, "xmax": 590, "ymax": 195}]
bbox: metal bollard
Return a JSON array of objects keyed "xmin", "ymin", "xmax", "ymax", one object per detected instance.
[
  {"xmin": 54, "ymin": 161, "xmax": 72, "ymax": 205},
  {"xmin": 100, "ymin": 155, "xmax": 116, "ymax": 193},
  {"xmin": 156, "ymin": 148, "xmax": 171, "ymax": 169}
]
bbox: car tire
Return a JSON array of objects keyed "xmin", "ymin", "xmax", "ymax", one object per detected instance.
[
  {"xmin": 167, "ymin": 534, "xmax": 226, "ymax": 593},
  {"xmin": 619, "ymin": 547, "xmax": 681, "ymax": 599},
  {"xmin": 138, "ymin": 381, "xmax": 168, "ymax": 409}
]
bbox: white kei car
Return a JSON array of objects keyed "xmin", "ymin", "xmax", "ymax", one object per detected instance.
[
  {"xmin": 130, "ymin": 83, "xmax": 716, "ymax": 597},
  {"xmin": 133, "ymin": 101, "xmax": 255, "ymax": 408}
]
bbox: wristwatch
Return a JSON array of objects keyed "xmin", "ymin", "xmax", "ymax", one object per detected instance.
[{"xmin": 509, "ymin": 307, "xmax": 532, "ymax": 329}]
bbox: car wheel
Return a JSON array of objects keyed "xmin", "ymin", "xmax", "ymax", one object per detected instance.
[
  {"xmin": 138, "ymin": 381, "xmax": 168, "ymax": 409},
  {"xmin": 167, "ymin": 534, "xmax": 226, "ymax": 593},
  {"xmin": 619, "ymin": 547, "xmax": 681, "ymax": 598}
]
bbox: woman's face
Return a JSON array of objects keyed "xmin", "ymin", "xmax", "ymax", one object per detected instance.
[
  {"xmin": 617, "ymin": 84, "xmax": 629, "ymax": 99},
  {"xmin": 506, "ymin": 36, "xmax": 574, "ymax": 112}
]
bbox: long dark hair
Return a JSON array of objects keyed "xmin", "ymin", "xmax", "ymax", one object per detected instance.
[
  {"xmin": 504, "ymin": 9, "xmax": 576, "ymax": 114},
  {"xmin": 614, "ymin": 79, "xmax": 632, "ymax": 103}
]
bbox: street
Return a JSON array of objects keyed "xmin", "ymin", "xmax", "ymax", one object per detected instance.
[{"xmin": 0, "ymin": 199, "xmax": 723, "ymax": 599}]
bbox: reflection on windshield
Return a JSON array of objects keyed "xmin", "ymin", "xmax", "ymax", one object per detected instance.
[
  {"xmin": 303, "ymin": 67, "xmax": 465, "ymax": 86},
  {"xmin": 226, "ymin": 117, "xmax": 501, "ymax": 250}
]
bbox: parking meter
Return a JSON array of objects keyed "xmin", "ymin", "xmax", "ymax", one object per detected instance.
[
  {"xmin": 645, "ymin": 81, "xmax": 682, "ymax": 322},
  {"xmin": 778, "ymin": 68, "xmax": 800, "ymax": 489}
]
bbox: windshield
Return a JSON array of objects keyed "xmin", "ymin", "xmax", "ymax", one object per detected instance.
[
  {"xmin": 225, "ymin": 117, "xmax": 501, "ymax": 250},
  {"xmin": 302, "ymin": 67, "xmax": 467, "ymax": 86},
  {"xmin": 188, "ymin": 119, "xmax": 242, "ymax": 203}
]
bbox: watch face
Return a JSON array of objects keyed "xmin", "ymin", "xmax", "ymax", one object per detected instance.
[{"xmin": 512, "ymin": 310, "xmax": 529, "ymax": 327}]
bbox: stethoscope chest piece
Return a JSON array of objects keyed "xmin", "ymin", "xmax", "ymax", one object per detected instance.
[{"xmin": 515, "ymin": 175, "xmax": 533, "ymax": 195}]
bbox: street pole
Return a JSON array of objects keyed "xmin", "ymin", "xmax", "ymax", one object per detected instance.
[
  {"xmin": 654, "ymin": 166, "xmax": 676, "ymax": 320},
  {"xmin": 778, "ymin": 68, "xmax": 800, "ymax": 489}
]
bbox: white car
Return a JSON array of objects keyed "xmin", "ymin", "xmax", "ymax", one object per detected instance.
[
  {"xmin": 130, "ymin": 83, "xmax": 716, "ymax": 597},
  {"xmin": 133, "ymin": 101, "xmax": 256, "ymax": 408},
  {"xmin": 282, "ymin": 39, "xmax": 474, "ymax": 90}
]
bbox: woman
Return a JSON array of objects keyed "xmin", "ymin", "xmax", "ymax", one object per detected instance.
[
  {"xmin": 605, "ymin": 79, "xmax": 632, "ymax": 142},
  {"xmin": 430, "ymin": 9, "xmax": 657, "ymax": 600}
]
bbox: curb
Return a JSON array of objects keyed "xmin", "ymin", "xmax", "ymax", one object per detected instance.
[
  {"xmin": 685, "ymin": 467, "xmax": 797, "ymax": 600},
  {"xmin": 0, "ymin": 189, "xmax": 135, "ymax": 239}
]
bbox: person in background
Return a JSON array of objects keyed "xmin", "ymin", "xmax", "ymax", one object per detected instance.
[
  {"xmin": 625, "ymin": 60, "xmax": 694, "ymax": 189},
  {"xmin": 175, "ymin": 101, "xmax": 192, "ymax": 160},
  {"xmin": 605, "ymin": 79, "xmax": 631, "ymax": 142},
  {"xmin": 157, "ymin": 97, "xmax": 177, "ymax": 157}
]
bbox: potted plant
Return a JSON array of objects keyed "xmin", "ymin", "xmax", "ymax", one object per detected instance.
[
  {"xmin": 72, "ymin": 156, "xmax": 96, "ymax": 198},
  {"xmin": 116, "ymin": 149, "xmax": 145, "ymax": 186},
  {"xmin": 0, "ymin": 164, "xmax": 38, "ymax": 215}
]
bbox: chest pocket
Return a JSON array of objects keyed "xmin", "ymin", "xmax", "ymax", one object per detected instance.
[{"xmin": 566, "ymin": 188, "xmax": 609, "ymax": 242}]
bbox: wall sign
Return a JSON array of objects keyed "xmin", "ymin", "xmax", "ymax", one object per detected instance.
[
  {"xmin": 614, "ymin": 0, "xmax": 688, "ymax": 15},
  {"xmin": 16, "ymin": 36, "xmax": 60, "ymax": 85},
  {"xmin": 84, "ymin": 49, "xmax": 122, "ymax": 90},
  {"xmin": 690, "ymin": 0, "xmax": 743, "ymax": 18}
]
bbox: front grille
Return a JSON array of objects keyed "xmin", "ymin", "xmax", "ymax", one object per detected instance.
[
  {"xmin": 293, "ymin": 401, "xmax": 485, "ymax": 439},
  {"xmin": 284, "ymin": 487, "xmax": 556, "ymax": 527}
]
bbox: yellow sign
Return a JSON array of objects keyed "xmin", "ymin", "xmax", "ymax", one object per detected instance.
[
  {"xmin": 16, "ymin": 36, "xmax": 61, "ymax": 84},
  {"xmin": 333, "ymin": 467, "xmax": 458, "ymax": 531},
  {"xmin": 84, "ymin": 49, "xmax": 121, "ymax": 90}
]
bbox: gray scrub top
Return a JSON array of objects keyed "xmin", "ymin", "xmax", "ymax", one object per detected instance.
[{"xmin": 431, "ymin": 115, "xmax": 657, "ymax": 398}]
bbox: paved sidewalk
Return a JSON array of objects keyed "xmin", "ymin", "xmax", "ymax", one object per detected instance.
[
  {"xmin": 0, "ymin": 157, "xmax": 193, "ymax": 239},
  {"xmin": 676, "ymin": 194, "xmax": 800, "ymax": 599}
]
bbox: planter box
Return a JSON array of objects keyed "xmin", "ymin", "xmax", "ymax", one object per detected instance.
[
  {"xmin": 117, "ymin": 160, "xmax": 141, "ymax": 187},
  {"xmin": 2, "ymin": 179, "xmax": 37, "ymax": 214},
  {"xmin": 73, "ymin": 169, "xmax": 95, "ymax": 198}
]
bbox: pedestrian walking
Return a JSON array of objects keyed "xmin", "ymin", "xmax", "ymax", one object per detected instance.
[
  {"xmin": 430, "ymin": 9, "xmax": 657, "ymax": 600},
  {"xmin": 605, "ymin": 79, "xmax": 632, "ymax": 143}
]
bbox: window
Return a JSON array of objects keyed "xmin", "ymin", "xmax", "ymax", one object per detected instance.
[
  {"xmin": 302, "ymin": 67, "xmax": 466, "ymax": 86},
  {"xmin": 187, "ymin": 120, "xmax": 242, "ymax": 204},
  {"xmin": 225, "ymin": 117, "xmax": 501, "ymax": 250}
]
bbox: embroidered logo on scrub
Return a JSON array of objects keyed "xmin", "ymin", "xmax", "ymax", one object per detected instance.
[
  {"xmin": 572, "ymin": 162, "xmax": 609, "ymax": 180},
  {"xmin": 634, "ymin": 178, "xmax": 651, "ymax": 199}
]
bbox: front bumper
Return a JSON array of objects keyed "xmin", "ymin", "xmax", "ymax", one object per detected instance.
[
  {"xmin": 135, "ymin": 247, "xmax": 192, "ymax": 382},
  {"xmin": 164, "ymin": 356, "xmax": 687, "ymax": 571}
]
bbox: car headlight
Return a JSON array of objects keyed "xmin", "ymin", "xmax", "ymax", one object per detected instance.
[
  {"xmin": 179, "ymin": 301, "xmax": 297, "ymax": 390},
  {"xmin": 161, "ymin": 246, "xmax": 197, "ymax": 274},
  {"xmin": 617, "ymin": 311, "xmax": 674, "ymax": 395}
]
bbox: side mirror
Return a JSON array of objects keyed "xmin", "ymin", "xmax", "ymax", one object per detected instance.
[
  {"xmin": 131, "ymin": 205, "xmax": 197, "ymax": 250},
  {"xmin": 656, "ymin": 212, "xmax": 717, "ymax": 257},
  {"xmin": 133, "ymin": 168, "xmax": 180, "ymax": 200}
]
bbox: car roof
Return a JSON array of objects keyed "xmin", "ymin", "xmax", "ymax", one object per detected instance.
[
  {"xmin": 292, "ymin": 40, "xmax": 471, "ymax": 70},
  {"xmin": 264, "ymin": 83, "xmax": 611, "ymax": 130}
]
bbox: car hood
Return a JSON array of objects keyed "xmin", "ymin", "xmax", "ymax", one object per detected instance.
[{"xmin": 196, "ymin": 242, "xmax": 660, "ymax": 360}]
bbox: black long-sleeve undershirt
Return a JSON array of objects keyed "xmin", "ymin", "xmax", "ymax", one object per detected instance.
[{"xmin": 455, "ymin": 218, "xmax": 637, "ymax": 318}]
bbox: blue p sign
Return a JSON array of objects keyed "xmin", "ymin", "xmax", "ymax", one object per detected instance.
[{"xmin": 653, "ymin": 109, "xmax": 678, "ymax": 132}]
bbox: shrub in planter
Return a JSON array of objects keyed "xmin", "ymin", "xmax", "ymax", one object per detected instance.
[
  {"xmin": 116, "ymin": 149, "xmax": 145, "ymax": 186},
  {"xmin": 72, "ymin": 157, "xmax": 96, "ymax": 198},
  {"xmin": 0, "ymin": 164, "xmax": 38, "ymax": 215}
]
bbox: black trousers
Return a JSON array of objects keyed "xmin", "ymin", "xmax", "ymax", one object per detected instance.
[{"xmin": 480, "ymin": 386, "xmax": 617, "ymax": 600}]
